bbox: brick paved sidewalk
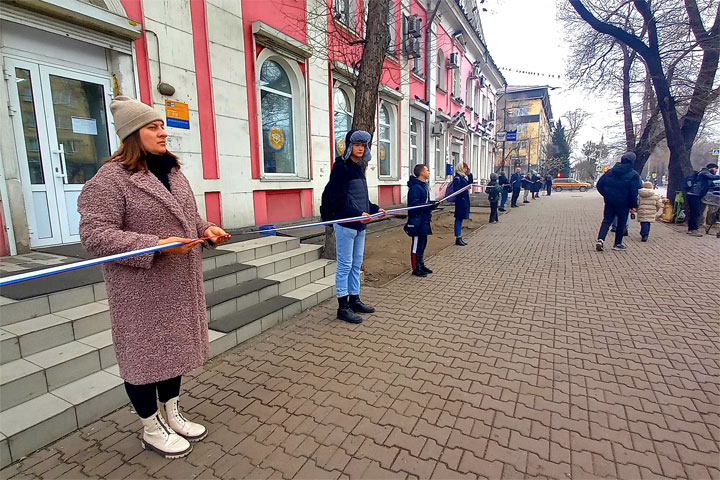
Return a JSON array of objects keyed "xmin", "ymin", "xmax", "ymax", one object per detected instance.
[{"xmin": 2, "ymin": 192, "xmax": 719, "ymax": 479}]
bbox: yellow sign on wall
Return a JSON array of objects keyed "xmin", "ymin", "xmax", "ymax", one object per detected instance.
[{"xmin": 165, "ymin": 100, "xmax": 189, "ymax": 129}]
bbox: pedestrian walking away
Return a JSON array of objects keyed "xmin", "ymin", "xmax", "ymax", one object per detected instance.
[
  {"xmin": 486, "ymin": 173, "xmax": 502, "ymax": 223},
  {"xmin": 595, "ymin": 151, "xmax": 643, "ymax": 251},
  {"xmin": 510, "ymin": 167, "xmax": 523, "ymax": 207},
  {"xmin": 452, "ymin": 162, "xmax": 473, "ymax": 245},
  {"xmin": 498, "ymin": 171, "xmax": 510, "ymax": 211},
  {"xmin": 530, "ymin": 171, "xmax": 541, "ymax": 199},
  {"xmin": 404, "ymin": 164, "xmax": 438, "ymax": 277},
  {"xmin": 685, "ymin": 163, "xmax": 720, "ymax": 237},
  {"xmin": 636, "ymin": 181, "xmax": 664, "ymax": 241},
  {"xmin": 325, "ymin": 129, "xmax": 386, "ymax": 324},
  {"xmin": 545, "ymin": 174, "xmax": 553, "ymax": 196},
  {"xmin": 77, "ymin": 96, "xmax": 230, "ymax": 459}
]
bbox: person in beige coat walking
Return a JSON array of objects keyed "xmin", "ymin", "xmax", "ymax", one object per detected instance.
[
  {"xmin": 77, "ymin": 97, "xmax": 229, "ymax": 459},
  {"xmin": 636, "ymin": 181, "xmax": 664, "ymax": 242}
]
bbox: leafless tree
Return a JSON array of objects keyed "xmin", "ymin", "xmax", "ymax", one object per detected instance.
[
  {"xmin": 565, "ymin": 0, "xmax": 720, "ymax": 198},
  {"xmin": 561, "ymin": 108, "xmax": 591, "ymax": 149}
]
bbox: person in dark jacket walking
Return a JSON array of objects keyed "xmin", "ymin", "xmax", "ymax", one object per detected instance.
[
  {"xmin": 405, "ymin": 164, "xmax": 438, "ymax": 277},
  {"xmin": 327, "ymin": 129, "xmax": 386, "ymax": 323},
  {"xmin": 545, "ymin": 175, "xmax": 553, "ymax": 196},
  {"xmin": 452, "ymin": 162, "xmax": 473, "ymax": 246},
  {"xmin": 510, "ymin": 167, "xmax": 522, "ymax": 207},
  {"xmin": 486, "ymin": 173, "xmax": 502, "ymax": 223},
  {"xmin": 498, "ymin": 171, "xmax": 510, "ymax": 211},
  {"xmin": 686, "ymin": 163, "xmax": 720, "ymax": 236},
  {"xmin": 595, "ymin": 151, "xmax": 643, "ymax": 251}
]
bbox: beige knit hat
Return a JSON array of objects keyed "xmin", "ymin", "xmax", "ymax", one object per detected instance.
[{"xmin": 110, "ymin": 96, "xmax": 163, "ymax": 140}]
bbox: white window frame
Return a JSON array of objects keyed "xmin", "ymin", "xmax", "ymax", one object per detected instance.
[
  {"xmin": 256, "ymin": 50, "xmax": 309, "ymax": 180},
  {"xmin": 334, "ymin": 0, "xmax": 356, "ymax": 29},
  {"xmin": 409, "ymin": 111, "xmax": 425, "ymax": 170},
  {"xmin": 333, "ymin": 83, "xmax": 355, "ymax": 158},
  {"xmin": 436, "ymin": 50, "xmax": 445, "ymax": 89},
  {"xmin": 434, "ymin": 133, "xmax": 446, "ymax": 180},
  {"xmin": 452, "ymin": 68, "xmax": 461, "ymax": 97},
  {"xmin": 387, "ymin": 0, "xmax": 396, "ymax": 55},
  {"xmin": 378, "ymin": 102, "xmax": 397, "ymax": 179},
  {"xmin": 465, "ymin": 77, "xmax": 472, "ymax": 106}
]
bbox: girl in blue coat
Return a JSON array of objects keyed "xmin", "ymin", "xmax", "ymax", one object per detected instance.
[{"xmin": 452, "ymin": 162, "xmax": 473, "ymax": 246}]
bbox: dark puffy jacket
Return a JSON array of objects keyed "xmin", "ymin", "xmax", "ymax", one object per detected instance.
[
  {"xmin": 327, "ymin": 131, "xmax": 379, "ymax": 231},
  {"xmin": 596, "ymin": 162, "xmax": 643, "ymax": 208},
  {"xmin": 510, "ymin": 172, "xmax": 523, "ymax": 192},
  {"xmin": 452, "ymin": 173, "xmax": 473, "ymax": 219},
  {"xmin": 521, "ymin": 175, "xmax": 531, "ymax": 189},
  {"xmin": 688, "ymin": 168, "xmax": 720, "ymax": 198},
  {"xmin": 531, "ymin": 175, "xmax": 542, "ymax": 192},
  {"xmin": 404, "ymin": 176, "xmax": 435, "ymax": 236},
  {"xmin": 498, "ymin": 174, "xmax": 510, "ymax": 192}
]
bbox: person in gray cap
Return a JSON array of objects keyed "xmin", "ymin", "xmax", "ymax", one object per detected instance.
[
  {"xmin": 77, "ymin": 96, "xmax": 229, "ymax": 459},
  {"xmin": 685, "ymin": 163, "xmax": 720, "ymax": 236},
  {"xmin": 595, "ymin": 151, "xmax": 642, "ymax": 251},
  {"xmin": 326, "ymin": 129, "xmax": 385, "ymax": 324}
]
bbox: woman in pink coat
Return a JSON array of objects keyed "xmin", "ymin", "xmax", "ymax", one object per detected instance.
[{"xmin": 77, "ymin": 96, "xmax": 229, "ymax": 459}]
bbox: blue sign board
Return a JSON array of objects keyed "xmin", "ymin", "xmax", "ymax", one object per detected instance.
[{"xmin": 506, "ymin": 130, "xmax": 517, "ymax": 142}]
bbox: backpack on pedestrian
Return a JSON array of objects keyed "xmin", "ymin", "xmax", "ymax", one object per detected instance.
[
  {"xmin": 487, "ymin": 185, "xmax": 500, "ymax": 202},
  {"xmin": 320, "ymin": 181, "xmax": 334, "ymax": 221},
  {"xmin": 683, "ymin": 172, "xmax": 699, "ymax": 193},
  {"xmin": 444, "ymin": 179, "xmax": 456, "ymax": 203}
]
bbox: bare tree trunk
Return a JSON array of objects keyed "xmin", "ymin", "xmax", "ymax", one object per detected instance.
[
  {"xmin": 351, "ymin": 0, "xmax": 390, "ymax": 137},
  {"xmin": 621, "ymin": 48, "xmax": 635, "ymax": 151},
  {"xmin": 322, "ymin": 226, "xmax": 336, "ymax": 259}
]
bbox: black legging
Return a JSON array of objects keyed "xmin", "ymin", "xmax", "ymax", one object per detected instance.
[{"xmin": 125, "ymin": 376, "xmax": 182, "ymax": 419}]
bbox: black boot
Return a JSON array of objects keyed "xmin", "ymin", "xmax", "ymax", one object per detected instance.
[
  {"xmin": 337, "ymin": 296, "xmax": 362, "ymax": 323},
  {"xmin": 412, "ymin": 269, "xmax": 427, "ymax": 277},
  {"xmin": 420, "ymin": 264, "xmax": 433, "ymax": 274},
  {"xmin": 455, "ymin": 237, "xmax": 467, "ymax": 246},
  {"xmin": 349, "ymin": 295, "xmax": 375, "ymax": 314}
]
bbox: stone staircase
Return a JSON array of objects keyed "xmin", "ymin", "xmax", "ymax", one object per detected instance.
[{"xmin": 0, "ymin": 236, "xmax": 336, "ymax": 468}]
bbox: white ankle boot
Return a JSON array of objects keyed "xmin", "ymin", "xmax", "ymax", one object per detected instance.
[
  {"xmin": 162, "ymin": 397, "xmax": 207, "ymax": 441},
  {"xmin": 140, "ymin": 411, "xmax": 192, "ymax": 458}
]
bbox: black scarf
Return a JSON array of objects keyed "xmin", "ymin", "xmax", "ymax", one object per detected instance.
[{"xmin": 146, "ymin": 153, "xmax": 177, "ymax": 191}]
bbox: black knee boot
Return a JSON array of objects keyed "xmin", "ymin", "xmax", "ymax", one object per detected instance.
[{"xmin": 337, "ymin": 296, "xmax": 362, "ymax": 323}]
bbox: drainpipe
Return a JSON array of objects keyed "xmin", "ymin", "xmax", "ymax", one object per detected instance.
[{"xmin": 425, "ymin": 0, "xmax": 442, "ymax": 173}]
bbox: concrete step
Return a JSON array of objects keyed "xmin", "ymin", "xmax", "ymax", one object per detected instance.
[
  {"xmin": 0, "ymin": 236, "xmax": 299, "ymax": 326},
  {"xmin": 243, "ymin": 243, "xmax": 322, "ymax": 277},
  {"xmin": 284, "ymin": 275, "xmax": 336, "ymax": 311},
  {"xmin": 267, "ymin": 259, "xmax": 336, "ymax": 295}
]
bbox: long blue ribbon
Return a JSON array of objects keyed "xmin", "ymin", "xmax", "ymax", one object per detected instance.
[{"xmin": 0, "ymin": 183, "xmax": 472, "ymax": 287}]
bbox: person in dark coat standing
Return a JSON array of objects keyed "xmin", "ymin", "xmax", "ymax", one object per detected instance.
[
  {"xmin": 595, "ymin": 151, "xmax": 643, "ymax": 251},
  {"xmin": 405, "ymin": 164, "xmax": 438, "ymax": 277},
  {"xmin": 510, "ymin": 167, "xmax": 523, "ymax": 207},
  {"xmin": 686, "ymin": 163, "xmax": 720, "ymax": 236},
  {"xmin": 486, "ymin": 173, "xmax": 502, "ymax": 223},
  {"xmin": 521, "ymin": 173, "xmax": 532, "ymax": 203},
  {"xmin": 530, "ymin": 172, "xmax": 542, "ymax": 199},
  {"xmin": 545, "ymin": 175, "xmax": 553, "ymax": 196},
  {"xmin": 78, "ymin": 97, "xmax": 230, "ymax": 459},
  {"xmin": 452, "ymin": 162, "xmax": 473, "ymax": 246},
  {"xmin": 498, "ymin": 171, "xmax": 510, "ymax": 211},
  {"xmin": 327, "ymin": 129, "xmax": 386, "ymax": 324}
]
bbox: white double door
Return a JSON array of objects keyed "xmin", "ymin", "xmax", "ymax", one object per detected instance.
[{"xmin": 6, "ymin": 58, "xmax": 116, "ymax": 247}]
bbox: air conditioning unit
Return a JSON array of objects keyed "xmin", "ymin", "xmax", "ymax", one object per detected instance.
[
  {"xmin": 431, "ymin": 122, "xmax": 446, "ymax": 135},
  {"xmin": 447, "ymin": 52, "xmax": 460, "ymax": 69},
  {"xmin": 404, "ymin": 14, "xmax": 422, "ymax": 38},
  {"xmin": 470, "ymin": 62, "xmax": 482, "ymax": 79},
  {"xmin": 404, "ymin": 37, "xmax": 422, "ymax": 58}
]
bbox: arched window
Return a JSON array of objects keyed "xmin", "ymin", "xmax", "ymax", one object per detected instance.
[
  {"xmin": 437, "ymin": 50, "xmax": 445, "ymax": 89},
  {"xmin": 465, "ymin": 77, "xmax": 472, "ymax": 106},
  {"xmin": 333, "ymin": 87, "xmax": 353, "ymax": 157},
  {"xmin": 260, "ymin": 59, "xmax": 295, "ymax": 174},
  {"xmin": 378, "ymin": 104, "xmax": 392, "ymax": 176},
  {"xmin": 452, "ymin": 68, "xmax": 461, "ymax": 97}
]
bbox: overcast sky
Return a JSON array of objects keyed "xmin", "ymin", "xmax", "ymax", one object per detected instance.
[{"xmin": 481, "ymin": 0, "xmax": 624, "ymax": 157}]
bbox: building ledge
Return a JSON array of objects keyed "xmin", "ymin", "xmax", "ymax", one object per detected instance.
[{"xmin": 253, "ymin": 21, "xmax": 312, "ymax": 60}]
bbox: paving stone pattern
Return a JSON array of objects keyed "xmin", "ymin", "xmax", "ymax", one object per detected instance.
[{"xmin": 2, "ymin": 192, "xmax": 719, "ymax": 479}]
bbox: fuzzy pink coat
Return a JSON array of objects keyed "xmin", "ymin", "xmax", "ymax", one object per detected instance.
[{"xmin": 78, "ymin": 161, "xmax": 212, "ymax": 385}]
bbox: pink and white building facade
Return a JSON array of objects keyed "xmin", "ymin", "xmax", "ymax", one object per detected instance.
[{"xmin": 0, "ymin": 0, "xmax": 504, "ymax": 254}]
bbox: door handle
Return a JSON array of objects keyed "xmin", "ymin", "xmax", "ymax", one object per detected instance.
[{"xmin": 52, "ymin": 144, "xmax": 68, "ymax": 184}]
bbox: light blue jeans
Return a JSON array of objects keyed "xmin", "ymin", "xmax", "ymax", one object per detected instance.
[{"xmin": 334, "ymin": 224, "xmax": 366, "ymax": 297}]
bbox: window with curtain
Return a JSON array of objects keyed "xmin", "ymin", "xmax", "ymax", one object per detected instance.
[
  {"xmin": 378, "ymin": 104, "xmax": 392, "ymax": 176},
  {"xmin": 387, "ymin": 0, "xmax": 396, "ymax": 55},
  {"xmin": 465, "ymin": 78, "xmax": 472, "ymax": 106},
  {"xmin": 452, "ymin": 68, "xmax": 460, "ymax": 97},
  {"xmin": 410, "ymin": 117, "xmax": 424, "ymax": 168},
  {"xmin": 333, "ymin": 87, "xmax": 353, "ymax": 157},
  {"xmin": 474, "ymin": 86, "xmax": 481, "ymax": 113},
  {"xmin": 437, "ymin": 50, "xmax": 445, "ymax": 89},
  {"xmin": 334, "ymin": 0, "xmax": 354, "ymax": 28},
  {"xmin": 260, "ymin": 59, "xmax": 295, "ymax": 174},
  {"xmin": 434, "ymin": 135, "xmax": 445, "ymax": 179}
]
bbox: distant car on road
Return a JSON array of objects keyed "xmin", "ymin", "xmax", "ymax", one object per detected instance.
[{"xmin": 552, "ymin": 178, "xmax": 592, "ymax": 192}]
